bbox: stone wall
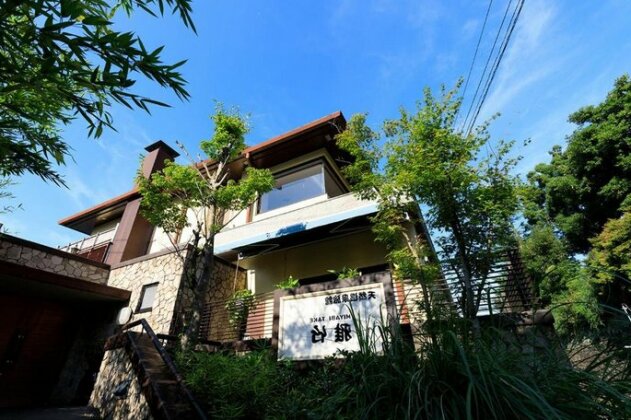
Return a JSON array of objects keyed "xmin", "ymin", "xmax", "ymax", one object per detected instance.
[
  {"xmin": 201, "ymin": 258, "xmax": 247, "ymax": 341},
  {"xmin": 50, "ymin": 303, "xmax": 120, "ymax": 406},
  {"xmin": 107, "ymin": 246, "xmax": 246, "ymax": 338},
  {"xmin": 90, "ymin": 348, "xmax": 152, "ymax": 420},
  {"xmin": 207, "ymin": 257, "xmax": 247, "ymax": 302},
  {"xmin": 0, "ymin": 234, "xmax": 110, "ymax": 284},
  {"xmin": 170, "ymin": 256, "xmax": 246, "ymax": 340},
  {"xmin": 108, "ymin": 249, "xmax": 188, "ymax": 335}
]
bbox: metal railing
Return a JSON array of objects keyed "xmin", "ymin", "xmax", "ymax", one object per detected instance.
[
  {"xmin": 198, "ymin": 291, "xmax": 275, "ymax": 342},
  {"xmin": 59, "ymin": 225, "xmax": 118, "ymax": 254},
  {"xmin": 122, "ymin": 319, "xmax": 207, "ymax": 420},
  {"xmin": 432, "ymin": 249, "xmax": 534, "ymax": 317},
  {"xmin": 194, "ymin": 254, "xmax": 533, "ymax": 344}
]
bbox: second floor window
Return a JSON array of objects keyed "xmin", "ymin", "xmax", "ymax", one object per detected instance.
[{"xmin": 258, "ymin": 163, "xmax": 325, "ymax": 213}]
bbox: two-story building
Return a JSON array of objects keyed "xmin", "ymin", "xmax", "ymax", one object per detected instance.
[
  {"xmin": 56, "ymin": 111, "xmax": 428, "ymax": 343},
  {"xmin": 0, "ymin": 111, "xmax": 532, "ymax": 413}
]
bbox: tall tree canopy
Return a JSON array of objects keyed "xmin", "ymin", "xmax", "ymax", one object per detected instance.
[
  {"xmin": 0, "ymin": 0, "xmax": 193, "ymax": 185},
  {"xmin": 589, "ymin": 205, "xmax": 631, "ymax": 307},
  {"xmin": 524, "ymin": 75, "xmax": 631, "ymax": 254},
  {"xmin": 338, "ymin": 83, "xmax": 520, "ymax": 326}
]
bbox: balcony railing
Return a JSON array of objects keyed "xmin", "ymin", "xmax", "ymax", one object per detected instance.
[
  {"xmin": 192, "ymin": 258, "xmax": 533, "ymax": 344},
  {"xmin": 194, "ymin": 275, "xmax": 416, "ymax": 343},
  {"xmin": 196, "ymin": 291, "xmax": 276, "ymax": 342},
  {"xmin": 58, "ymin": 225, "xmax": 118, "ymax": 263}
]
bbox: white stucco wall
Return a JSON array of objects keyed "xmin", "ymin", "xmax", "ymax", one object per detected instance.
[
  {"xmin": 239, "ymin": 229, "xmax": 388, "ymax": 294},
  {"xmin": 91, "ymin": 218, "xmax": 120, "ymax": 235}
]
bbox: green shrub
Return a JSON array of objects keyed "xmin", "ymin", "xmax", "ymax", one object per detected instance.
[
  {"xmin": 226, "ymin": 289, "xmax": 255, "ymax": 338},
  {"xmin": 275, "ymin": 275, "xmax": 299, "ymax": 290},
  {"xmin": 176, "ymin": 349, "xmax": 279, "ymax": 419},
  {"xmin": 177, "ymin": 321, "xmax": 631, "ymax": 419},
  {"xmin": 329, "ymin": 267, "xmax": 361, "ymax": 280}
]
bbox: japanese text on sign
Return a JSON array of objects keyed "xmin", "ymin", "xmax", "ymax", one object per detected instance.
[{"xmin": 277, "ymin": 283, "xmax": 386, "ymax": 361}]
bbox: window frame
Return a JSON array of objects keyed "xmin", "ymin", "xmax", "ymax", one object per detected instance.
[
  {"xmin": 136, "ymin": 282, "xmax": 159, "ymax": 313},
  {"xmin": 256, "ymin": 160, "xmax": 327, "ymax": 215}
]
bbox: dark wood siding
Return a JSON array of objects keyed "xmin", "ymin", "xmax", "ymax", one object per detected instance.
[{"xmin": 0, "ymin": 295, "xmax": 77, "ymax": 408}]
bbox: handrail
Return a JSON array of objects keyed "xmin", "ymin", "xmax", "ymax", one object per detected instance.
[
  {"xmin": 156, "ymin": 333, "xmax": 222, "ymax": 348},
  {"xmin": 59, "ymin": 225, "xmax": 117, "ymax": 252},
  {"xmin": 122, "ymin": 319, "xmax": 207, "ymax": 419}
]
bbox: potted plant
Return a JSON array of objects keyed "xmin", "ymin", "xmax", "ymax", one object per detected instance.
[{"xmin": 226, "ymin": 289, "xmax": 255, "ymax": 340}]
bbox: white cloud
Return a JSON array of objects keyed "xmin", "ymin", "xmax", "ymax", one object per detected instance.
[
  {"xmin": 62, "ymin": 168, "xmax": 109, "ymax": 210},
  {"xmin": 329, "ymin": 0, "xmax": 355, "ymax": 26}
]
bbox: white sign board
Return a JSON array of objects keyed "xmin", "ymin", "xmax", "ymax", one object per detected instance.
[{"xmin": 277, "ymin": 283, "xmax": 387, "ymax": 361}]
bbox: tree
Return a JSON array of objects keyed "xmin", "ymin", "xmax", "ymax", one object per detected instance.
[
  {"xmin": 337, "ymin": 82, "xmax": 520, "ymax": 332},
  {"xmin": 0, "ymin": 0, "xmax": 194, "ymax": 185},
  {"xmin": 520, "ymin": 223, "xmax": 600, "ymax": 334},
  {"xmin": 137, "ymin": 107, "xmax": 274, "ymax": 347},
  {"xmin": 0, "ymin": 177, "xmax": 21, "ymax": 220},
  {"xmin": 524, "ymin": 74, "xmax": 631, "ymax": 254},
  {"xmin": 589, "ymin": 206, "xmax": 631, "ymax": 308}
]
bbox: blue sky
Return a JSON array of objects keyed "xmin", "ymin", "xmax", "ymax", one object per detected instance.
[{"xmin": 4, "ymin": 0, "xmax": 631, "ymax": 247}]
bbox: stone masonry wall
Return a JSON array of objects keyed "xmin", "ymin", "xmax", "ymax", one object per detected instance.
[
  {"xmin": 207, "ymin": 257, "xmax": 247, "ymax": 303},
  {"xmin": 205, "ymin": 259, "xmax": 247, "ymax": 341},
  {"xmin": 90, "ymin": 348, "xmax": 152, "ymax": 420},
  {"xmin": 171, "ymin": 256, "xmax": 246, "ymax": 340},
  {"xmin": 108, "ymin": 249, "xmax": 187, "ymax": 335},
  {"xmin": 0, "ymin": 235, "xmax": 110, "ymax": 284}
]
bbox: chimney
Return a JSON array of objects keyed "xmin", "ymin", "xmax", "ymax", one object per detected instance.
[
  {"xmin": 106, "ymin": 141, "xmax": 180, "ymax": 265},
  {"xmin": 141, "ymin": 140, "xmax": 180, "ymax": 179}
]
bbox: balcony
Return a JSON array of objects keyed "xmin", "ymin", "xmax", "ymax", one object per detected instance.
[
  {"xmin": 58, "ymin": 225, "xmax": 118, "ymax": 263},
  {"xmin": 193, "ymin": 272, "xmax": 417, "ymax": 343},
  {"xmin": 191, "ymin": 256, "xmax": 534, "ymax": 345}
]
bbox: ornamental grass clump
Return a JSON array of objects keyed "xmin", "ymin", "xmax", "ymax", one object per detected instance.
[
  {"xmin": 345, "ymin": 311, "xmax": 631, "ymax": 419},
  {"xmin": 177, "ymin": 314, "xmax": 631, "ymax": 419}
]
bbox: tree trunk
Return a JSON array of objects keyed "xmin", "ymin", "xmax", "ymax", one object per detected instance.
[
  {"xmin": 449, "ymin": 219, "xmax": 480, "ymax": 339},
  {"xmin": 181, "ymin": 238, "xmax": 216, "ymax": 351}
]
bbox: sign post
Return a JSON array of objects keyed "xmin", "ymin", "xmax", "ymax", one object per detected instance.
[{"xmin": 272, "ymin": 272, "xmax": 395, "ymax": 361}]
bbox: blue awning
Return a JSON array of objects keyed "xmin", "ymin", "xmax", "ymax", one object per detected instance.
[{"xmin": 214, "ymin": 202, "xmax": 379, "ymax": 255}]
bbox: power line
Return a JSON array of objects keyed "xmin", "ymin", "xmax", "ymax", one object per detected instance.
[
  {"xmin": 460, "ymin": 0, "xmax": 515, "ymax": 133},
  {"xmin": 454, "ymin": 0, "xmax": 494, "ymax": 126},
  {"xmin": 465, "ymin": 0, "xmax": 524, "ymax": 136}
]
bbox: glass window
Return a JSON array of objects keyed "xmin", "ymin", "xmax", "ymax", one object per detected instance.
[
  {"xmin": 137, "ymin": 283, "xmax": 158, "ymax": 312},
  {"xmin": 324, "ymin": 165, "xmax": 345, "ymax": 198},
  {"xmin": 258, "ymin": 164, "xmax": 325, "ymax": 213}
]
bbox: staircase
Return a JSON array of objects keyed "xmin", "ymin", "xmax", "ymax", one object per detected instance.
[{"xmin": 118, "ymin": 320, "xmax": 207, "ymax": 420}]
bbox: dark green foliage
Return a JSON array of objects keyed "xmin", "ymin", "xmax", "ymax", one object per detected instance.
[
  {"xmin": 338, "ymin": 82, "xmax": 520, "ymax": 322},
  {"xmin": 226, "ymin": 289, "xmax": 255, "ymax": 337},
  {"xmin": 0, "ymin": 0, "xmax": 193, "ymax": 185},
  {"xmin": 520, "ymin": 223, "xmax": 571, "ymax": 303},
  {"xmin": 521, "ymin": 74, "xmax": 631, "ymax": 330},
  {"xmin": 520, "ymin": 223, "xmax": 600, "ymax": 334},
  {"xmin": 589, "ymin": 206, "xmax": 631, "ymax": 308},
  {"xmin": 178, "ymin": 325, "xmax": 631, "ymax": 419},
  {"xmin": 525, "ymin": 74, "xmax": 631, "ymax": 254},
  {"xmin": 176, "ymin": 350, "xmax": 281, "ymax": 419}
]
